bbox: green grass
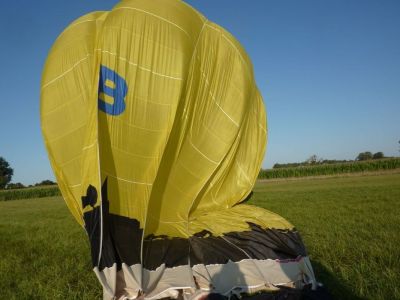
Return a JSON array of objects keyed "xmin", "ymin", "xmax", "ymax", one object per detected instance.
[
  {"xmin": 250, "ymin": 173, "xmax": 400, "ymax": 300},
  {"xmin": 0, "ymin": 173, "xmax": 399, "ymax": 299},
  {"xmin": 258, "ymin": 157, "xmax": 400, "ymax": 179},
  {"xmin": 0, "ymin": 197, "xmax": 101, "ymax": 299}
]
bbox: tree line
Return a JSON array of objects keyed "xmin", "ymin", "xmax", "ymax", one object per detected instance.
[
  {"xmin": 273, "ymin": 151, "xmax": 386, "ymax": 169},
  {"xmin": 0, "ymin": 156, "xmax": 56, "ymax": 190}
]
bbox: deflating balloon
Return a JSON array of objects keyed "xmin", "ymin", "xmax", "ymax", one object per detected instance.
[{"xmin": 41, "ymin": 0, "xmax": 317, "ymax": 299}]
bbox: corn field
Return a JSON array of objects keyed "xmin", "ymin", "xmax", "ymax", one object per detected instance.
[
  {"xmin": 0, "ymin": 186, "xmax": 60, "ymax": 201},
  {"xmin": 258, "ymin": 158, "xmax": 400, "ymax": 179}
]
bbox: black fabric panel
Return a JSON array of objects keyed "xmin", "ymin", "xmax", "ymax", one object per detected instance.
[
  {"xmin": 98, "ymin": 179, "xmax": 123, "ymax": 269},
  {"xmin": 82, "ymin": 179, "xmax": 308, "ymax": 271},
  {"xmin": 143, "ymin": 236, "xmax": 189, "ymax": 270},
  {"xmin": 223, "ymin": 223, "xmax": 307, "ymax": 260},
  {"xmin": 82, "ymin": 184, "xmax": 101, "ymax": 267},
  {"xmin": 109, "ymin": 213, "xmax": 142, "ymax": 267},
  {"xmin": 189, "ymin": 230, "xmax": 248, "ymax": 265},
  {"xmin": 188, "ymin": 224, "xmax": 306, "ymax": 267},
  {"xmin": 82, "ymin": 179, "xmax": 141, "ymax": 270}
]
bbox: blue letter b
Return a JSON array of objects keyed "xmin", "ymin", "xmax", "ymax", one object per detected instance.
[{"xmin": 98, "ymin": 65, "xmax": 128, "ymax": 115}]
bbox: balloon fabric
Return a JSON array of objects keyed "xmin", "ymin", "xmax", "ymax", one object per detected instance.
[{"xmin": 41, "ymin": 0, "xmax": 317, "ymax": 299}]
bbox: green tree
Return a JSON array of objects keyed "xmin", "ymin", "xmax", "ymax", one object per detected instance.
[
  {"xmin": 372, "ymin": 152, "xmax": 384, "ymax": 159},
  {"xmin": 6, "ymin": 182, "xmax": 25, "ymax": 189},
  {"xmin": 356, "ymin": 151, "xmax": 373, "ymax": 161},
  {"xmin": 306, "ymin": 154, "xmax": 318, "ymax": 164},
  {"xmin": 35, "ymin": 179, "xmax": 56, "ymax": 186},
  {"xmin": 0, "ymin": 157, "xmax": 13, "ymax": 189}
]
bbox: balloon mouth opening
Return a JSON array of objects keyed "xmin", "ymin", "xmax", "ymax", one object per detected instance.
[{"xmin": 94, "ymin": 256, "xmax": 317, "ymax": 299}]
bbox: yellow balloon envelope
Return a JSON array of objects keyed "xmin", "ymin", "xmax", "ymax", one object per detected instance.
[{"xmin": 41, "ymin": 0, "xmax": 316, "ymax": 298}]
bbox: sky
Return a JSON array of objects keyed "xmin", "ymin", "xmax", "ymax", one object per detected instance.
[{"xmin": 0, "ymin": 0, "xmax": 399, "ymax": 185}]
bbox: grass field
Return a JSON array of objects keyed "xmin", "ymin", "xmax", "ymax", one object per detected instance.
[
  {"xmin": 251, "ymin": 173, "xmax": 400, "ymax": 300},
  {"xmin": 0, "ymin": 173, "xmax": 399, "ymax": 299}
]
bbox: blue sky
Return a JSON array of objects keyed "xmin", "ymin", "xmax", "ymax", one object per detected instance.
[{"xmin": 0, "ymin": 0, "xmax": 399, "ymax": 185}]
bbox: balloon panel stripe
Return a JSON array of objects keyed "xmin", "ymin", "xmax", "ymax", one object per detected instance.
[
  {"xmin": 95, "ymin": 49, "xmax": 183, "ymax": 81},
  {"xmin": 41, "ymin": 54, "xmax": 92, "ymax": 89}
]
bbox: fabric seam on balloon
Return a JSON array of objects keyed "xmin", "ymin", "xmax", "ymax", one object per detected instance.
[
  {"xmin": 235, "ymin": 161, "xmax": 252, "ymax": 185},
  {"xmin": 200, "ymin": 123, "xmax": 230, "ymax": 145},
  {"xmin": 101, "ymin": 170, "xmax": 153, "ymax": 186},
  {"xmin": 188, "ymin": 137, "xmax": 220, "ymax": 165},
  {"xmin": 69, "ymin": 183, "xmax": 82, "ymax": 188},
  {"xmin": 95, "ymin": 49, "xmax": 183, "ymax": 80},
  {"xmin": 42, "ymin": 54, "xmax": 92, "ymax": 89},
  {"xmin": 110, "ymin": 145, "xmax": 159, "ymax": 159},
  {"xmin": 46, "ymin": 123, "xmax": 87, "ymax": 143},
  {"xmin": 198, "ymin": 69, "xmax": 240, "ymax": 127},
  {"xmin": 59, "ymin": 154, "xmax": 84, "ymax": 168},
  {"xmin": 83, "ymin": 141, "xmax": 97, "ymax": 151},
  {"xmin": 41, "ymin": 92, "xmax": 86, "ymax": 117},
  {"xmin": 177, "ymin": 159, "xmax": 203, "ymax": 180},
  {"xmin": 107, "ymin": 116, "xmax": 169, "ymax": 133}
]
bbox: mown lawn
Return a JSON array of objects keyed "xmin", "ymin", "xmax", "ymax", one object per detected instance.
[
  {"xmin": 0, "ymin": 173, "xmax": 399, "ymax": 299},
  {"xmin": 0, "ymin": 197, "xmax": 101, "ymax": 299},
  {"xmin": 251, "ymin": 173, "xmax": 400, "ymax": 300}
]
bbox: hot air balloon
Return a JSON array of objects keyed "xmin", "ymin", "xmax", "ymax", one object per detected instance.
[{"xmin": 41, "ymin": 0, "xmax": 317, "ymax": 299}]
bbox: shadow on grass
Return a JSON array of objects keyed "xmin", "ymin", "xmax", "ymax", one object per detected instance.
[{"xmin": 311, "ymin": 260, "xmax": 366, "ymax": 300}]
